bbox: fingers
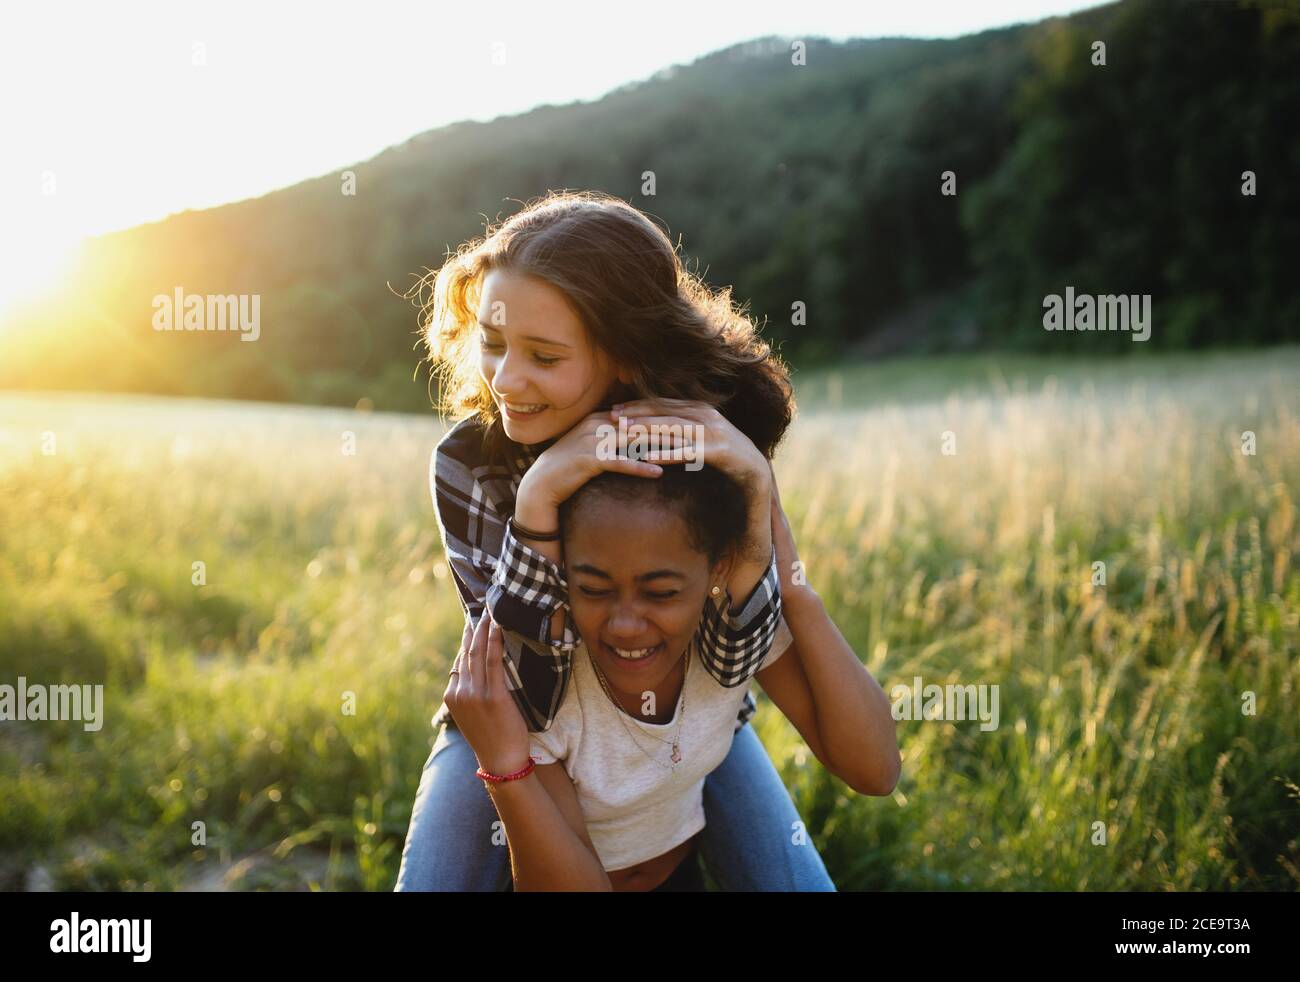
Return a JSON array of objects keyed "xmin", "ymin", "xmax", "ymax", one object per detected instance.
[
  {"xmin": 600, "ymin": 455, "xmax": 664, "ymax": 477},
  {"xmin": 641, "ymin": 443, "xmax": 701, "ymax": 464},
  {"xmin": 615, "ymin": 415, "xmax": 700, "ymax": 436},
  {"xmin": 466, "ymin": 608, "xmax": 491, "ymax": 692},
  {"xmin": 486, "ymin": 616, "xmax": 505, "ymax": 693},
  {"xmin": 613, "ymin": 396, "xmax": 704, "ymax": 410},
  {"xmin": 451, "ymin": 616, "xmax": 475, "ymax": 671},
  {"xmin": 611, "ymin": 398, "xmax": 715, "ymax": 421},
  {"xmin": 611, "ymin": 396, "xmax": 689, "ymax": 412},
  {"xmin": 606, "ymin": 414, "xmax": 705, "ymax": 466},
  {"xmin": 444, "ymin": 619, "xmax": 471, "ymax": 705}
]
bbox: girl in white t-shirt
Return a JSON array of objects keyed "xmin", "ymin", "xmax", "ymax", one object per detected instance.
[{"xmin": 444, "ymin": 445, "xmax": 900, "ymax": 891}]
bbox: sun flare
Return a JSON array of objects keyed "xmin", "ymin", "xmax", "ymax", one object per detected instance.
[{"xmin": 0, "ymin": 225, "xmax": 86, "ymax": 323}]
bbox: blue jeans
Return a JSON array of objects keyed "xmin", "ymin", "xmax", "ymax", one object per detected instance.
[{"xmin": 394, "ymin": 720, "xmax": 836, "ymax": 891}]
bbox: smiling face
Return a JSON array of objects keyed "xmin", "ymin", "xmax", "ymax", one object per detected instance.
[
  {"xmin": 564, "ymin": 495, "xmax": 728, "ymax": 699},
  {"xmin": 475, "ymin": 268, "xmax": 631, "ymax": 443}
]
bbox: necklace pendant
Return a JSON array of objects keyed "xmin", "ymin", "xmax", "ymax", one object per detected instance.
[{"xmin": 670, "ymin": 744, "xmax": 681, "ymax": 764}]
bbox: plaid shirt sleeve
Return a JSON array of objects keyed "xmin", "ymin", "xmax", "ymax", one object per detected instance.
[
  {"xmin": 485, "ymin": 520, "xmax": 583, "ymax": 651},
  {"xmin": 428, "ymin": 426, "xmax": 574, "ymax": 733},
  {"xmin": 697, "ymin": 543, "xmax": 783, "ymax": 688},
  {"xmin": 715, "ymin": 546, "xmax": 782, "ymax": 733}
]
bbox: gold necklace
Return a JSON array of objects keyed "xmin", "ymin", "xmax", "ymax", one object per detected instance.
[{"xmin": 586, "ymin": 643, "xmax": 689, "ymax": 772}]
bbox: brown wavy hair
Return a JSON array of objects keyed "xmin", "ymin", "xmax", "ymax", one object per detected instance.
[{"xmin": 407, "ymin": 189, "xmax": 795, "ymax": 467}]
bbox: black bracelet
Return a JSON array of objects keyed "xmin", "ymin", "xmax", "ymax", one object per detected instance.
[{"xmin": 510, "ymin": 514, "xmax": 561, "ymax": 542}]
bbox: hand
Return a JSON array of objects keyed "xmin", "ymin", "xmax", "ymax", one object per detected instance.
[
  {"xmin": 442, "ymin": 613, "xmax": 531, "ymax": 777},
  {"xmin": 523, "ymin": 410, "xmax": 666, "ymax": 509},
  {"xmin": 611, "ymin": 398, "xmax": 772, "ymax": 582},
  {"xmin": 607, "ymin": 397, "xmax": 769, "ymax": 490}
]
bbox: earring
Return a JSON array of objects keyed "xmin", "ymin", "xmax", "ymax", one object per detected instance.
[{"xmin": 710, "ymin": 585, "xmax": 721, "ymax": 597}]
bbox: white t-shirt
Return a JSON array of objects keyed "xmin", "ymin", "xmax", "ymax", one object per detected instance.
[{"xmin": 528, "ymin": 615, "xmax": 794, "ymax": 871}]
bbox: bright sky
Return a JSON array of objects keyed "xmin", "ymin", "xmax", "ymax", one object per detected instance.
[{"xmin": 0, "ymin": 0, "xmax": 1105, "ymax": 316}]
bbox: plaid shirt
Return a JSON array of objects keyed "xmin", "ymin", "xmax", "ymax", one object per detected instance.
[{"xmin": 429, "ymin": 415, "xmax": 782, "ymax": 734}]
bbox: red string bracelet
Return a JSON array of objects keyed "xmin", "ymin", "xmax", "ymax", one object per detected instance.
[{"xmin": 476, "ymin": 757, "xmax": 537, "ymax": 783}]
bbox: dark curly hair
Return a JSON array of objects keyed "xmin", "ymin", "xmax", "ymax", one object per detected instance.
[{"xmin": 559, "ymin": 464, "xmax": 750, "ymax": 568}]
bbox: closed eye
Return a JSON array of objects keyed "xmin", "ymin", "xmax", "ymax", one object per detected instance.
[
  {"xmin": 577, "ymin": 586, "xmax": 679, "ymax": 601},
  {"xmin": 478, "ymin": 335, "xmax": 561, "ymax": 367}
]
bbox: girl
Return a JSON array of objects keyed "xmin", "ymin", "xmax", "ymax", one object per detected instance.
[
  {"xmin": 445, "ymin": 457, "xmax": 900, "ymax": 890},
  {"xmin": 395, "ymin": 190, "xmax": 820, "ymax": 890}
]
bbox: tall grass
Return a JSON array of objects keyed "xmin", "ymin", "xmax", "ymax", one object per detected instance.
[{"xmin": 1, "ymin": 349, "xmax": 1297, "ymax": 890}]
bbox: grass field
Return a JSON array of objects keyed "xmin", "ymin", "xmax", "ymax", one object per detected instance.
[{"xmin": 2, "ymin": 348, "xmax": 1298, "ymax": 890}]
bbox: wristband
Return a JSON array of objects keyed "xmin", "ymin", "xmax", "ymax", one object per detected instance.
[
  {"xmin": 477, "ymin": 756, "xmax": 537, "ymax": 783},
  {"xmin": 509, "ymin": 515, "xmax": 561, "ymax": 542}
]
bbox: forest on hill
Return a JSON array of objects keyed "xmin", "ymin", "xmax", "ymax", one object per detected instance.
[{"xmin": 3, "ymin": 0, "xmax": 1296, "ymax": 412}]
